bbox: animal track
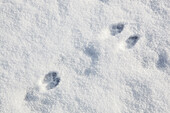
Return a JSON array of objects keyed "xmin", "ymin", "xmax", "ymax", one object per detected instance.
[
  {"xmin": 84, "ymin": 42, "xmax": 100, "ymax": 62},
  {"xmin": 109, "ymin": 23, "xmax": 124, "ymax": 36},
  {"xmin": 83, "ymin": 42, "xmax": 100, "ymax": 75},
  {"xmin": 24, "ymin": 87, "xmax": 55, "ymax": 112},
  {"xmin": 25, "ymin": 89, "xmax": 39, "ymax": 102},
  {"xmin": 156, "ymin": 50, "xmax": 169, "ymax": 70},
  {"xmin": 24, "ymin": 72, "xmax": 61, "ymax": 112},
  {"xmin": 125, "ymin": 79, "xmax": 154, "ymax": 112},
  {"xmin": 126, "ymin": 35, "xmax": 140, "ymax": 48},
  {"xmin": 43, "ymin": 72, "xmax": 60, "ymax": 90}
]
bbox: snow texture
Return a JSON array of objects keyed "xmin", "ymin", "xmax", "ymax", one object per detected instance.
[{"xmin": 0, "ymin": 0, "xmax": 170, "ymax": 113}]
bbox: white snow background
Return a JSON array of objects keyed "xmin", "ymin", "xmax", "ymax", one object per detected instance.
[{"xmin": 0, "ymin": 0, "xmax": 170, "ymax": 113}]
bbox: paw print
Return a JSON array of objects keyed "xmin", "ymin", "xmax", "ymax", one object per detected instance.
[
  {"xmin": 109, "ymin": 23, "xmax": 124, "ymax": 36},
  {"xmin": 126, "ymin": 35, "xmax": 140, "ymax": 49},
  {"xmin": 43, "ymin": 71, "xmax": 60, "ymax": 90}
]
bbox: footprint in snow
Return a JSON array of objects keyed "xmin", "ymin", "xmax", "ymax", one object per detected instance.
[
  {"xmin": 109, "ymin": 23, "xmax": 124, "ymax": 36},
  {"xmin": 43, "ymin": 71, "xmax": 60, "ymax": 90},
  {"xmin": 156, "ymin": 50, "xmax": 169, "ymax": 71},
  {"xmin": 25, "ymin": 89, "xmax": 39, "ymax": 102},
  {"xmin": 126, "ymin": 35, "xmax": 140, "ymax": 49},
  {"xmin": 83, "ymin": 42, "xmax": 100, "ymax": 75}
]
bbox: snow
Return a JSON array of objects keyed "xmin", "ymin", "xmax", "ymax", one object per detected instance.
[{"xmin": 0, "ymin": 0, "xmax": 170, "ymax": 113}]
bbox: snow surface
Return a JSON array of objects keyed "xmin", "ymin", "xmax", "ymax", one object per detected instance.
[{"xmin": 0, "ymin": 0, "xmax": 170, "ymax": 113}]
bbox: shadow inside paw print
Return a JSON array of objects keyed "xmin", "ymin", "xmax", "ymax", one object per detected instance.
[
  {"xmin": 109, "ymin": 23, "xmax": 124, "ymax": 36},
  {"xmin": 43, "ymin": 72, "xmax": 60, "ymax": 90},
  {"xmin": 126, "ymin": 35, "xmax": 140, "ymax": 49}
]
